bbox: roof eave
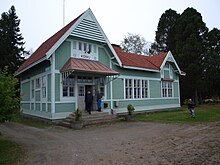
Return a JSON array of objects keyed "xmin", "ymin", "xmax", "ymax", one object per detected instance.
[
  {"xmin": 15, "ymin": 56, "xmax": 48, "ymax": 76},
  {"xmin": 122, "ymin": 65, "xmax": 160, "ymax": 72}
]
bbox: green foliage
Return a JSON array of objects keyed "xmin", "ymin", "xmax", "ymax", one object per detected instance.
[
  {"xmin": 0, "ymin": 5, "xmax": 26, "ymax": 74},
  {"xmin": 0, "ymin": 135, "xmax": 24, "ymax": 164},
  {"xmin": 202, "ymin": 28, "xmax": 220, "ymax": 97},
  {"xmin": 120, "ymin": 33, "xmax": 149, "ymax": 55},
  {"xmin": 150, "ymin": 9, "xmax": 180, "ymax": 54},
  {"xmin": 74, "ymin": 108, "xmax": 82, "ymax": 121},
  {"xmin": 127, "ymin": 104, "xmax": 135, "ymax": 115},
  {"xmin": 134, "ymin": 104, "xmax": 220, "ymax": 123},
  {"xmin": 151, "ymin": 7, "xmax": 220, "ymax": 103},
  {"xmin": 0, "ymin": 68, "xmax": 20, "ymax": 122}
]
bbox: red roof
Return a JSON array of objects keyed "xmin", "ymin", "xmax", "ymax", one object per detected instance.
[
  {"xmin": 112, "ymin": 44, "xmax": 167, "ymax": 71},
  {"xmin": 60, "ymin": 58, "xmax": 119, "ymax": 76},
  {"xmin": 16, "ymin": 13, "xmax": 83, "ymax": 74}
]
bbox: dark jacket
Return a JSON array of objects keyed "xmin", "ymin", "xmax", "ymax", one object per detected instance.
[
  {"xmin": 85, "ymin": 94, "xmax": 93, "ymax": 104},
  {"xmin": 188, "ymin": 101, "xmax": 195, "ymax": 109}
]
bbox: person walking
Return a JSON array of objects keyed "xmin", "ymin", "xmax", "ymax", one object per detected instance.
[
  {"xmin": 188, "ymin": 98, "xmax": 195, "ymax": 118},
  {"xmin": 85, "ymin": 91, "xmax": 93, "ymax": 114}
]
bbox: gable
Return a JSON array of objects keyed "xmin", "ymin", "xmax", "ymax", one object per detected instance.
[
  {"xmin": 71, "ymin": 14, "xmax": 106, "ymax": 43},
  {"xmin": 16, "ymin": 8, "xmax": 122, "ymax": 75}
]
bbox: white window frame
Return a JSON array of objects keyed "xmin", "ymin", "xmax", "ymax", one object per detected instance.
[
  {"xmin": 35, "ymin": 77, "xmax": 41, "ymax": 89},
  {"xmin": 162, "ymin": 81, "xmax": 173, "ymax": 98},
  {"xmin": 134, "ymin": 79, "xmax": 141, "ymax": 98},
  {"xmin": 125, "ymin": 79, "xmax": 133, "ymax": 99},
  {"xmin": 42, "ymin": 75, "xmax": 47, "ymax": 99},
  {"xmin": 31, "ymin": 79, "xmax": 35, "ymax": 99},
  {"xmin": 62, "ymin": 77, "xmax": 75, "ymax": 97},
  {"xmin": 142, "ymin": 80, "xmax": 148, "ymax": 98}
]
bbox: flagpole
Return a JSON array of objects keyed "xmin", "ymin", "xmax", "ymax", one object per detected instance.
[{"xmin": 63, "ymin": 0, "xmax": 65, "ymax": 26}]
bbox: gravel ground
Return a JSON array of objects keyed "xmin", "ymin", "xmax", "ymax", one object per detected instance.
[{"xmin": 0, "ymin": 121, "xmax": 220, "ymax": 165}]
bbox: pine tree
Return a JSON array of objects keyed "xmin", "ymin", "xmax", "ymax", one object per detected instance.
[
  {"xmin": 0, "ymin": 5, "xmax": 26, "ymax": 74},
  {"xmin": 150, "ymin": 9, "xmax": 180, "ymax": 54},
  {"xmin": 202, "ymin": 28, "xmax": 220, "ymax": 97},
  {"xmin": 172, "ymin": 8, "xmax": 208, "ymax": 103}
]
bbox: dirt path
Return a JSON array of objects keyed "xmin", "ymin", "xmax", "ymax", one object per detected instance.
[{"xmin": 0, "ymin": 121, "xmax": 220, "ymax": 165}]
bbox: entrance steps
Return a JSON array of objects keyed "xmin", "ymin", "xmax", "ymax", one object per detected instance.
[{"xmin": 59, "ymin": 111, "xmax": 119, "ymax": 128}]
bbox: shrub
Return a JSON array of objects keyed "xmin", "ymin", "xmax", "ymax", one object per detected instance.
[
  {"xmin": 74, "ymin": 108, "xmax": 82, "ymax": 121},
  {"xmin": 0, "ymin": 68, "xmax": 20, "ymax": 122},
  {"xmin": 127, "ymin": 104, "xmax": 135, "ymax": 115}
]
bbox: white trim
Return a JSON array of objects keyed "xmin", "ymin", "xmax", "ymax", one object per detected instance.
[
  {"xmin": 160, "ymin": 51, "xmax": 183, "ymax": 75},
  {"xmin": 119, "ymin": 75, "xmax": 161, "ymax": 81},
  {"xmin": 22, "ymin": 110, "xmax": 72, "ymax": 120},
  {"xmin": 16, "ymin": 57, "xmax": 48, "ymax": 76},
  {"xmin": 21, "ymin": 79, "xmax": 30, "ymax": 84},
  {"xmin": 87, "ymin": 8, "xmax": 122, "ymax": 67},
  {"xmin": 51, "ymin": 53, "xmax": 55, "ymax": 113},
  {"xmin": 122, "ymin": 65, "xmax": 160, "ymax": 72},
  {"xmin": 45, "ymin": 8, "xmax": 122, "ymax": 68},
  {"xmin": 115, "ymin": 104, "xmax": 181, "ymax": 114}
]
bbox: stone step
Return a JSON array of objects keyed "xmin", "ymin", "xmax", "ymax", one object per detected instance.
[{"xmin": 59, "ymin": 111, "xmax": 119, "ymax": 128}]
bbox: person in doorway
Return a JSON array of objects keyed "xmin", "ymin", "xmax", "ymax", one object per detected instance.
[
  {"xmin": 85, "ymin": 91, "xmax": 93, "ymax": 114},
  {"xmin": 188, "ymin": 98, "xmax": 195, "ymax": 118},
  {"xmin": 97, "ymin": 90, "xmax": 102, "ymax": 112}
]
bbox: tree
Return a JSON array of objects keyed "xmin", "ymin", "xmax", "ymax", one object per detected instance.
[
  {"xmin": 172, "ymin": 8, "xmax": 208, "ymax": 103},
  {"xmin": 0, "ymin": 68, "xmax": 20, "ymax": 122},
  {"xmin": 150, "ymin": 9, "xmax": 180, "ymax": 54},
  {"xmin": 0, "ymin": 5, "xmax": 26, "ymax": 74},
  {"xmin": 202, "ymin": 28, "xmax": 220, "ymax": 97},
  {"xmin": 120, "ymin": 33, "xmax": 149, "ymax": 55}
]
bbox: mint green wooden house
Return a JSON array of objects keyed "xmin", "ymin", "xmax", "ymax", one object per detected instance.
[{"xmin": 16, "ymin": 9, "xmax": 184, "ymax": 120}]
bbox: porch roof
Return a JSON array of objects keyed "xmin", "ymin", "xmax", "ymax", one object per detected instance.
[{"xmin": 60, "ymin": 58, "xmax": 119, "ymax": 76}]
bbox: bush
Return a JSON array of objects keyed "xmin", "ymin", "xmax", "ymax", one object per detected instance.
[
  {"xmin": 0, "ymin": 68, "xmax": 20, "ymax": 122},
  {"xmin": 74, "ymin": 108, "xmax": 82, "ymax": 121},
  {"xmin": 127, "ymin": 104, "xmax": 135, "ymax": 115}
]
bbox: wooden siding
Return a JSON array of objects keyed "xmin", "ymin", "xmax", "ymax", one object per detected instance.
[{"xmin": 55, "ymin": 41, "xmax": 71, "ymax": 70}]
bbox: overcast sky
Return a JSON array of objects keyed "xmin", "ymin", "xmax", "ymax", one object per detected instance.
[{"xmin": 1, "ymin": 0, "xmax": 220, "ymax": 52}]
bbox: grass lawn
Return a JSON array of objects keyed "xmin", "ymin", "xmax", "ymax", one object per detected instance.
[
  {"xmin": 15, "ymin": 117, "xmax": 52, "ymax": 128},
  {"xmin": 134, "ymin": 104, "xmax": 220, "ymax": 123},
  {"xmin": 0, "ymin": 135, "xmax": 25, "ymax": 164}
]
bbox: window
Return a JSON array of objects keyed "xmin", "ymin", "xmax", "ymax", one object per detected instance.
[
  {"xmin": 142, "ymin": 80, "xmax": 148, "ymax": 98},
  {"xmin": 88, "ymin": 44, "xmax": 92, "ymax": 53},
  {"xmin": 31, "ymin": 80, "xmax": 34, "ymax": 98},
  {"xmin": 83, "ymin": 43, "xmax": 87, "ymax": 52},
  {"xmin": 36, "ymin": 78, "xmax": 40, "ymax": 88},
  {"xmin": 78, "ymin": 42, "xmax": 82, "ymax": 50},
  {"xmin": 42, "ymin": 76, "xmax": 46, "ymax": 98},
  {"xmin": 125, "ymin": 79, "xmax": 132, "ymax": 99},
  {"xmin": 93, "ymin": 45, "xmax": 97, "ymax": 53},
  {"xmin": 164, "ymin": 62, "xmax": 169, "ymax": 69},
  {"xmin": 134, "ymin": 79, "xmax": 140, "ymax": 98},
  {"xmin": 168, "ymin": 82, "xmax": 173, "ymax": 97},
  {"xmin": 63, "ymin": 77, "xmax": 75, "ymax": 97},
  {"xmin": 100, "ymin": 77, "xmax": 105, "ymax": 97},
  {"xmin": 162, "ymin": 81, "xmax": 173, "ymax": 97},
  {"xmin": 78, "ymin": 86, "xmax": 84, "ymax": 96},
  {"xmin": 73, "ymin": 41, "xmax": 76, "ymax": 49}
]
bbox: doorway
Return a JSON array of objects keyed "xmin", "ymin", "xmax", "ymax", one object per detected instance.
[{"xmin": 77, "ymin": 85, "xmax": 94, "ymax": 111}]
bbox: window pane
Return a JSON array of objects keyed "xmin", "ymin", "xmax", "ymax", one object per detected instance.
[
  {"xmin": 73, "ymin": 41, "xmax": 76, "ymax": 49},
  {"xmin": 69, "ymin": 87, "xmax": 74, "ymax": 96},
  {"xmin": 78, "ymin": 42, "xmax": 82, "ymax": 50}
]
